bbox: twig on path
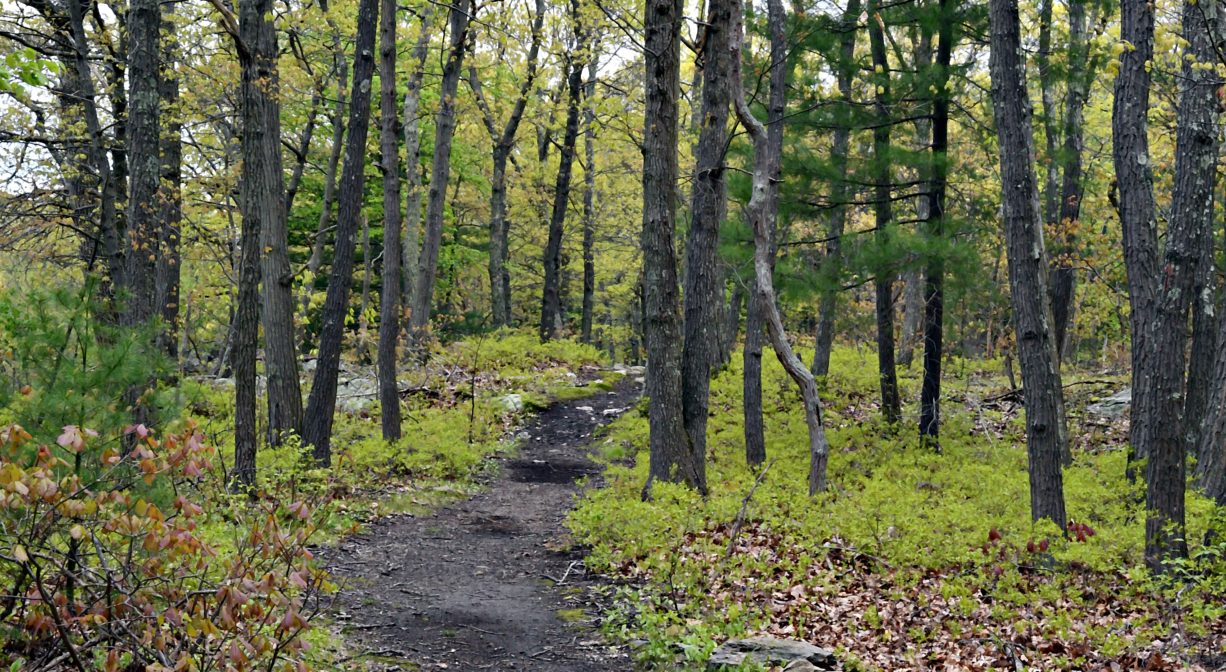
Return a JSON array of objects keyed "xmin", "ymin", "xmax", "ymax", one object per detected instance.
[
  {"xmin": 725, "ymin": 459, "xmax": 776, "ymax": 559},
  {"xmin": 458, "ymin": 622, "xmax": 503, "ymax": 636},
  {"xmin": 336, "ymin": 647, "xmax": 413, "ymax": 663},
  {"xmin": 543, "ymin": 560, "xmax": 583, "ymax": 585},
  {"xmin": 347, "ymin": 621, "xmax": 397, "ymax": 631}
]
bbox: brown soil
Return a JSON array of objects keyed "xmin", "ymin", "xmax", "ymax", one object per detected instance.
[{"xmin": 321, "ymin": 378, "xmax": 638, "ymax": 671}]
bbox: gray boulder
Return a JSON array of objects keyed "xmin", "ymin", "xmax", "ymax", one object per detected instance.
[
  {"xmin": 707, "ymin": 636, "xmax": 836, "ymax": 670},
  {"xmin": 1086, "ymin": 388, "xmax": 1131, "ymax": 419}
]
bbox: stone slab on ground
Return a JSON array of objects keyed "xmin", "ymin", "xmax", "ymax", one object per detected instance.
[{"xmin": 708, "ymin": 636, "xmax": 837, "ymax": 670}]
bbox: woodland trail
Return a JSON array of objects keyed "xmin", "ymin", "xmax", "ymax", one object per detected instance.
[{"xmin": 322, "ymin": 377, "xmax": 637, "ymax": 671}]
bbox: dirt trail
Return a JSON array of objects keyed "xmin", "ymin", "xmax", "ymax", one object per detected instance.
[{"xmin": 322, "ymin": 377, "xmax": 637, "ymax": 671}]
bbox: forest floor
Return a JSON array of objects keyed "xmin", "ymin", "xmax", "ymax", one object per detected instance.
[{"xmin": 319, "ymin": 375, "xmax": 637, "ymax": 671}]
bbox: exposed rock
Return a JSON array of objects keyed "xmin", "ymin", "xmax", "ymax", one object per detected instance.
[
  {"xmin": 707, "ymin": 637, "xmax": 836, "ymax": 671},
  {"xmin": 499, "ymin": 393, "xmax": 524, "ymax": 413},
  {"xmin": 336, "ymin": 375, "xmax": 378, "ymax": 413},
  {"xmin": 783, "ymin": 661, "xmax": 821, "ymax": 672},
  {"xmin": 1086, "ymin": 388, "xmax": 1131, "ymax": 419},
  {"xmin": 577, "ymin": 406, "xmax": 595, "ymax": 414}
]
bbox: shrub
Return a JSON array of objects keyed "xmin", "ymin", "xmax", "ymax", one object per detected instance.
[{"xmin": 0, "ymin": 421, "xmax": 328, "ymax": 671}]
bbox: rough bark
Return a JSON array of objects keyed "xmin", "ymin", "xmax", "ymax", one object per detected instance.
[
  {"xmin": 123, "ymin": 0, "xmax": 159, "ymax": 325},
  {"xmin": 682, "ymin": 0, "xmax": 733, "ymax": 469},
  {"xmin": 304, "ymin": 0, "xmax": 380, "ymax": 465},
  {"xmin": 155, "ymin": 2, "xmax": 182, "ymax": 360},
  {"xmin": 541, "ymin": 2, "xmax": 588, "ymax": 341},
  {"xmin": 988, "ymin": 0, "xmax": 1068, "ymax": 529},
  {"xmin": 1114, "ymin": 0, "xmax": 1217, "ymax": 571},
  {"xmin": 378, "ymin": 0, "xmax": 402, "ymax": 441},
  {"xmin": 732, "ymin": 0, "xmax": 830, "ymax": 492},
  {"xmin": 920, "ymin": 0, "xmax": 953, "ymax": 447},
  {"xmin": 467, "ymin": 0, "xmax": 545, "ymax": 328},
  {"xmin": 743, "ymin": 289, "xmax": 767, "ymax": 465},
  {"xmin": 866, "ymin": 0, "xmax": 901, "ymax": 424},
  {"xmin": 641, "ymin": 0, "xmax": 703, "ymax": 495},
  {"xmin": 410, "ymin": 0, "xmax": 472, "ymax": 349},
  {"xmin": 241, "ymin": 0, "xmax": 303, "ymax": 446}
]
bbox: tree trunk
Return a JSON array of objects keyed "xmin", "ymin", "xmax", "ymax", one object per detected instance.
[
  {"xmin": 410, "ymin": 0, "xmax": 472, "ymax": 349},
  {"xmin": 581, "ymin": 61, "xmax": 599, "ymax": 344},
  {"xmin": 920, "ymin": 0, "xmax": 953, "ymax": 448},
  {"xmin": 541, "ymin": 3, "xmax": 587, "ymax": 341},
  {"xmin": 1035, "ymin": 0, "xmax": 1060, "ymax": 228},
  {"xmin": 304, "ymin": 45, "xmax": 349, "ymax": 327},
  {"xmin": 1050, "ymin": 0, "xmax": 1090, "ymax": 359},
  {"xmin": 66, "ymin": 0, "xmax": 121, "ymax": 297},
  {"xmin": 401, "ymin": 8, "xmax": 433, "ymax": 329},
  {"xmin": 241, "ymin": 0, "xmax": 303, "ymax": 446},
  {"xmin": 732, "ymin": 0, "xmax": 830, "ymax": 492},
  {"xmin": 155, "ymin": 2, "xmax": 182, "ymax": 361},
  {"xmin": 377, "ymin": 0, "xmax": 402, "ymax": 441},
  {"xmin": 898, "ymin": 26, "xmax": 932, "ymax": 370},
  {"xmin": 468, "ymin": 0, "xmax": 545, "ymax": 328},
  {"xmin": 682, "ymin": 0, "xmax": 733, "ymax": 470},
  {"xmin": 303, "ymin": 0, "xmax": 380, "ymax": 465},
  {"xmin": 988, "ymin": 0, "xmax": 1068, "ymax": 530},
  {"xmin": 743, "ymin": 291, "xmax": 766, "ymax": 465},
  {"xmin": 641, "ymin": 0, "xmax": 702, "ymax": 496},
  {"xmin": 1114, "ymin": 0, "xmax": 1217, "ymax": 571},
  {"xmin": 123, "ymin": 0, "xmax": 159, "ymax": 326},
  {"xmin": 866, "ymin": 0, "xmax": 901, "ymax": 424}
]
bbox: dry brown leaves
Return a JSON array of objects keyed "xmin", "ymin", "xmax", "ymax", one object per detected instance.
[{"xmin": 623, "ymin": 522, "xmax": 1225, "ymax": 671}]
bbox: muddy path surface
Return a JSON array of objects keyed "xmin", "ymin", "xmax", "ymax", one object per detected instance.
[{"xmin": 322, "ymin": 377, "xmax": 638, "ymax": 671}]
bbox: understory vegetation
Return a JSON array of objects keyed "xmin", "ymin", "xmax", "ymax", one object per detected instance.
[
  {"xmin": 0, "ymin": 296, "xmax": 608, "ymax": 671},
  {"xmin": 568, "ymin": 347, "xmax": 1226, "ymax": 671}
]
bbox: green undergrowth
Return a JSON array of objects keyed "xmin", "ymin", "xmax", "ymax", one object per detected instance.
[
  {"xmin": 186, "ymin": 330, "xmax": 612, "ymax": 541},
  {"xmin": 567, "ymin": 346, "xmax": 1225, "ymax": 670}
]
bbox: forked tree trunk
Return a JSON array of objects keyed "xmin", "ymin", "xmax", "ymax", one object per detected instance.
[
  {"xmin": 410, "ymin": 0, "xmax": 472, "ymax": 349},
  {"xmin": 732, "ymin": 0, "xmax": 831, "ymax": 492},
  {"xmin": 304, "ymin": 0, "xmax": 380, "ymax": 465},
  {"xmin": 988, "ymin": 0, "xmax": 1068, "ymax": 529}
]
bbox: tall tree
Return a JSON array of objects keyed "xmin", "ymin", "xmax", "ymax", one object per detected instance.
[
  {"xmin": 641, "ymin": 0, "xmax": 703, "ymax": 495},
  {"xmin": 732, "ymin": 0, "xmax": 832, "ymax": 492},
  {"xmin": 303, "ymin": 0, "xmax": 380, "ymax": 464},
  {"xmin": 155, "ymin": 2, "xmax": 182, "ymax": 362},
  {"xmin": 682, "ymin": 0, "xmax": 733, "ymax": 467},
  {"xmin": 376, "ymin": 0, "xmax": 402, "ymax": 441},
  {"xmin": 987, "ymin": 0, "xmax": 1068, "ymax": 530},
  {"xmin": 401, "ymin": 6, "xmax": 434, "ymax": 325},
  {"xmin": 897, "ymin": 25, "xmax": 931, "ymax": 371},
  {"xmin": 541, "ymin": 0, "xmax": 588, "ymax": 341},
  {"xmin": 919, "ymin": 0, "xmax": 953, "ymax": 447},
  {"xmin": 123, "ymin": 0, "xmax": 159, "ymax": 326},
  {"xmin": 866, "ymin": 0, "xmax": 901, "ymax": 424},
  {"xmin": 247, "ymin": 0, "xmax": 303, "ymax": 445},
  {"xmin": 467, "ymin": 0, "xmax": 546, "ymax": 329},
  {"xmin": 1049, "ymin": 0, "xmax": 1091, "ymax": 358},
  {"xmin": 1113, "ymin": 0, "xmax": 1216, "ymax": 571},
  {"xmin": 812, "ymin": 0, "xmax": 860, "ymax": 377},
  {"xmin": 409, "ymin": 0, "xmax": 472, "ymax": 349},
  {"xmin": 303, "ymin": 36, "xmax": 348, "ymax": 322},
  {"xmin": 580, "ymin": 58, "xmax": 599, "ymax": 344}
]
